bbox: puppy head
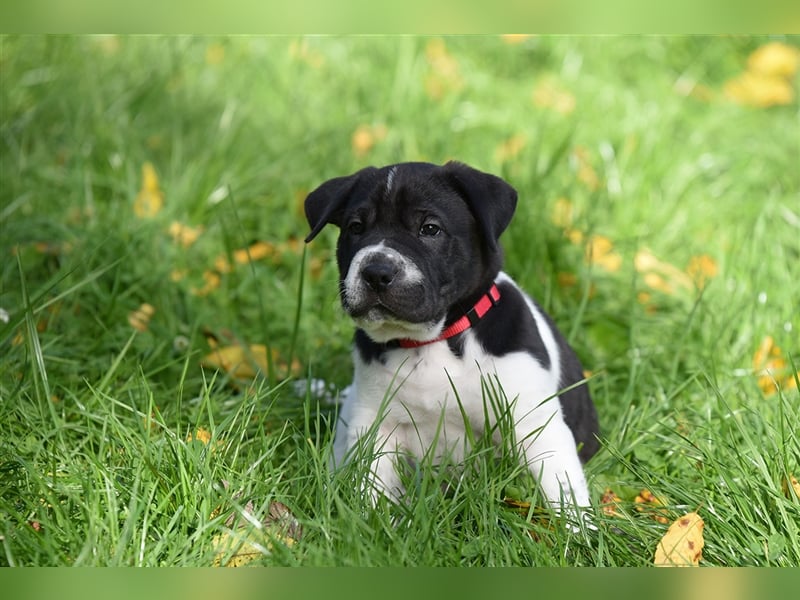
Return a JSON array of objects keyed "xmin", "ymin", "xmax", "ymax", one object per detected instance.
[{"xmin": 304, "ymin": 161, "xmax": 518, "ymax": 343}]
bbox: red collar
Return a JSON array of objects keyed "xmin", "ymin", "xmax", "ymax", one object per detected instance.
[{"xmin": 398, "ymin": 284, "xmax": 501, "ymax": 349}]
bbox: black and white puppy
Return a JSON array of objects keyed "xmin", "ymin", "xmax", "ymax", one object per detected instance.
[{"xmin": 304, "ymin": 161, "xmax": 599, "ymax": 513}]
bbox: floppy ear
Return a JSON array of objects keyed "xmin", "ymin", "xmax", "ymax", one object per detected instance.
[
  {"xmin": 442, "ymin": 161, "xmax": 518, "ymax": 250},
  {"xmin": 304, "ymin": 167, "xmax": 377, "ymax": 243}
]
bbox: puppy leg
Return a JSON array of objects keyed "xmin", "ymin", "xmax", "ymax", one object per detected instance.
[
  {"xmin": 331, "ymin": 403, "xmax": 405, "ymax": 504},
  {"xmin": 520, "ymin": 418, "xmax": 591, "ymax": 507},
  {"xmin": 515, "ymin": 407, "xmax": 595, "ymax": 530}
]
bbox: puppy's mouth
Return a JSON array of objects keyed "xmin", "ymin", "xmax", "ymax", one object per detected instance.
[
  {"xmin": 343, "ymin": 296, "xmax": 443, "ymax": 344},
  {"xmin": 344, "ymin": 297, "xmax": 414, "ymax": 324}
]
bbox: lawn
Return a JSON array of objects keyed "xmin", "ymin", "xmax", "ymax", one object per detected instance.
[{"xmin": 1, "ymin": 35, "xmax": 799, "ymax": 567}]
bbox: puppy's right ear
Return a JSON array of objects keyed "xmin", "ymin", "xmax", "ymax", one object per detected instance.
[{"xmin": 304, "ymin": 168, "xmax": 377, "ymax": 243}]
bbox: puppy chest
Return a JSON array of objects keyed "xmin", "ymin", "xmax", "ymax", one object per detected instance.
[{"xmin": 355, "ymin": 346, "xmax": 490, "ymax": 434}]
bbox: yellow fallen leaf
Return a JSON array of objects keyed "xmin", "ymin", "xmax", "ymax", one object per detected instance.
[
  {"xmin": 533, "ymin": 77, "xmax": 576, "ymax": 115},
  {"xmin": 168, "ymin": 221, "xmax": 204, "ymax": 247},
  {"xmin": 557, "ymin": 272, "xmax": 578, "ymax": 288},
  {"xmin": 585, "ymin": 235, "xmax": 622, "ymax": 272},
  {"xmin": 205, "ymin": 42, "xmax": 226, "ymax": 66},
  {"xmin": 201, "ymin": 343, "xmax": 301, "ymax": 380},
  {"xmin": 635, "ymin": 488, "xmax": 670, "ymax": 524},
  {"xmin": 233, "ymin": 241, "xmax": 276, "ymax": 264},
  {"xmin": 308, "ymin": 256, "xmax": 325, "ymax": 280},
  {"xmin": 190, "ymin": 270, "xmax": 222, "ymax": 297},
  {"xmin": 170, "ymin": 268, "xmax": 188, "ymax": 282},
  {"xmin": 287, "ymin": 38, "xmax": 325, "ymax": 69},
  {"xmin": 187, "ymin": 427, "xmax": 212, "ymax": 445},
  {"xmin": 566, "ymin": 228, "xmax": 584, "ymax": 245},
  {"xmin": 724, "ymin": 70, "xmax": 795, "ymax": 108},
  {"xmin": 654, "ymin": 512, "xmax": 705, "ymax": 567},
  {"xmin": 424, "ymin": 38, "xmax": 462, "ymax": 100},
  {"xmin": 212, "ymin": 500, "xmax": 302, "ymax": 567},
  {"xmin": 600, "ymin": 488, "xmax": 623, "ymax": 517},
  {"xmin": 783, "ymin": 475, "xmax": 800, "ymax": 500},
  {"xmin": 351, "ymin": 124, "xmax": 388, "ymax": 159},
  {"xmin": 128, "ymin": 303, "xmax": 155, "ymax": 332},
  {"xmin": 686, "ymin": 254, "xmax": 718, "ymax": 290},
  {"xmin": 214, "ymin": 255, "xmax": 233, "ymax": 274},
  {"xmin": 494, "ymin": 133, "xmax": 527, "ymax": 163},
  {"xmin": 500, "ymin": 34, "xmax": 532, "ymax": 45},
  {"xmin": 133, "ymin": 162, "xmax": 164, "ymax": 218},
  {"xmin": 570, "ymin": 147, "xmax": 600, "ymax": 191},
  {"xmin": 551, "ymin": 197, "xmax": 574, "ymax": 229},
  {"xmin": 635, "ymin": 248, "xmax": 693, "ymax": 294},
  {"xmin": 211, "ymin": 529, "xmax": 267, "ymax": 567},
  {"xmin": 752, "ymin": 335, "xmax": 797, "ymax": 396},
  {"xmin": 747, "ymin": 42, "xmax": 800, "ymax": 78}
]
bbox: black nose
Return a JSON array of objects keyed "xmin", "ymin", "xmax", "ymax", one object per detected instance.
[{"xmin": 361, "ymin": 262, "xmax": 398, "ymax": 292}]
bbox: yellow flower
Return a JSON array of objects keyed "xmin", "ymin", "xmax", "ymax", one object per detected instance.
[{"xmin": 133, "ymin": 162, "xmax": 164, "ymax": 218}]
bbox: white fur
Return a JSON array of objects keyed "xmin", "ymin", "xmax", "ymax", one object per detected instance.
[{"xmin": 332, "ymin": 272, "xmax": 591, "ymax": 512}]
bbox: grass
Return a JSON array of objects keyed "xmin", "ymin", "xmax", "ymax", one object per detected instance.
[{"xmin": 1, "ymin": 35, "xmax": 799, "ymax": 567}]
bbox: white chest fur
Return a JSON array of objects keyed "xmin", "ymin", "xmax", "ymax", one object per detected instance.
[{"xmin": 331, "ymin": 274, "xmax": 591, "ymax": 509}]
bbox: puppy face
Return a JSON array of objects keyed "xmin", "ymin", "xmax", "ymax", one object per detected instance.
[{"xmin": 305, "ymin": 162, "xmax": 518, "ymax": 343}]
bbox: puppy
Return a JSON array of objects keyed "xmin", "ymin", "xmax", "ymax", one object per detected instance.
[{"xmin": 304, "ymin": 161, "xmax": 599, "ymax": 515}]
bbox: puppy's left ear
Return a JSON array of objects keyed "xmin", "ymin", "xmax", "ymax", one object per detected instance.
[
  {"xmin": 304, "ymin": 167, "xmax": 377, "ymax": 243},
  {"xmin": 442, "ymin": 161, "xmax": 518, "ymax": 250}
]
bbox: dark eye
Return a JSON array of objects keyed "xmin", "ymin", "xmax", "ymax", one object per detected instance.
[
  {"xmin": 348, "ymin": 220, "xmax": 365, "ymax": 235},
  {"xmin": 419, "ymin": 223, "xmax": 442, "ymax": 237}
]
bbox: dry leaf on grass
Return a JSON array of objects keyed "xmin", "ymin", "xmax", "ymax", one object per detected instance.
[
  {"xmin": 128, "ymin": 303, "xmax": 155, "ymax": 332},
  {"xmin": 585, "ymin": 235, "xmax": 622, "ymax": 273},
  {"xmin": 201, "ymin": 342, "xmax": 301, "ymax": 380},
  {"xmin": 600, "ymin": 488, "xmax": 623, "ymax": 517},
  {"xmin": 654, "ymin": 512, "xmax": 705, "ymax": 567},
  {"xmin": 168, "ymin": 221, "xmax": 204, "ymax": 247},
  {"xmin": 133, "ymin": 162, "xmax": 164, "ymax": 218},
  {"xmin": 752, "ymin": 335, "xmax": 797, "ymax": 396},
  {"xmin": 212, "ymin": 500, "xmax": 302, "ymax": 567},
  {"xmin": 783, "ymin": 475, "xmax": 800, "ymax": 501},
  {"xmin": 635, "ymin": 489, "xmax": 670, "ymax": 524}
]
